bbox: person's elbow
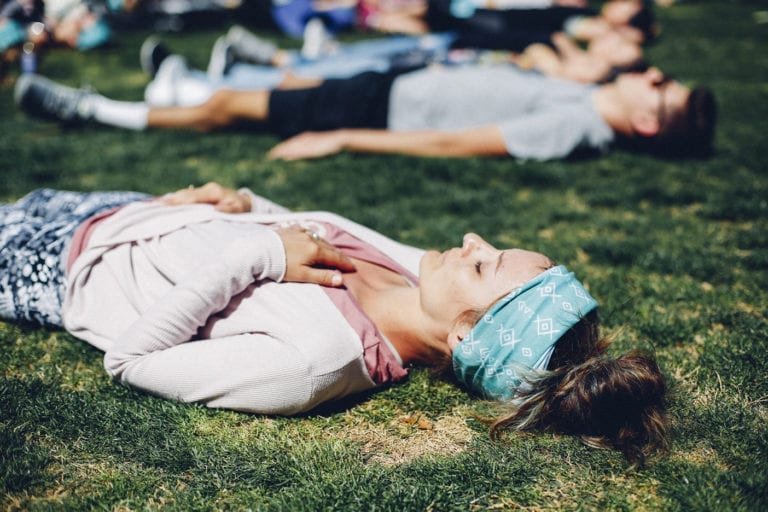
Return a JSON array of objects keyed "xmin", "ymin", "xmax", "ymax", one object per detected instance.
[{"xmin": 103, "ymin": 348, "xmax": 132, "ymax": 381}]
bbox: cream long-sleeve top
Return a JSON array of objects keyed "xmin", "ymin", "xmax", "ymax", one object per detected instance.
[{"xmin": 62, "ymin": 190, "xmax": 424, "ymax": 415}]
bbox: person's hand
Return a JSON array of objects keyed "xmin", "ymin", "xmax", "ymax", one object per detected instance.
[
  {"xmin": 551, "ymin": 32, "xmax": 570, "ymax": 48},
  {"xmin": 268, "ymin": 131, "xmax": 346, "ymax": 161},
  {"xmin": 516, "ymin": 43, "xmax": 557, "ymax": 71},
  {"xmin": 164, "ymin": 182, "xmax": 252, "ymax": 213},
  {"xmin": 277, "ymin": 226, "xmax": 356, "ymax": 287}
]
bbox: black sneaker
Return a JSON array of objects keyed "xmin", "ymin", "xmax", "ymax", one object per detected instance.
[
  {"xmin": 140, "ymin": 36, "xmax": 172, "ymax": 78},
  {"xmin": 14, "ymin": 74, "xmax": 94, "ymax": 125}
]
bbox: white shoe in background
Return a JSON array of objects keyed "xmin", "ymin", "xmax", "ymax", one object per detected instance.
[
  {"xmin": 144, "ymin": 55, "xmax": 188, "ymax": 107},
  {"xmin": 301, "ymin": 18, "xmax": 338, "ymax": 60}
]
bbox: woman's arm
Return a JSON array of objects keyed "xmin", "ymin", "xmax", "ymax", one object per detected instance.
[
  {"xmin": 103, "ymin": 227, "xmax": 356, "ymax": 412},
  {"xmin": 268, "ymin": 126, "xmax": 509, "ymax": 160},
  {"xmin": 550, "ymin": 32, "xmax": 582, "ymax": 59},
  {"xmin": 515, "ymin": 43, "xmax": 562, "ymax": 76}
]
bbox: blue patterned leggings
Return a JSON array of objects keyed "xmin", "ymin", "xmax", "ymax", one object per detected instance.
[{"xmin": 0, "ymin": 188, "xmax": 149, "ymax": 327}]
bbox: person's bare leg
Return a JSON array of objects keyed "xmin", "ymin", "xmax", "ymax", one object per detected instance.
[
  {"xmin": 276, "ymin": 72, "xmax": 323, "ymax": 90},
  {"xmin": 147, "ymin": 88, "xmax": 271, "ymax": 131},
  {"xmin": 372, "ymin": 13, "xmax": 429, "ymax": 34}
]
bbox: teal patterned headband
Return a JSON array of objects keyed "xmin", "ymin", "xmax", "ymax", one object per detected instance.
[{"xmin": 452, "ymin": 265, "xmax": 598, "ymax": 401}]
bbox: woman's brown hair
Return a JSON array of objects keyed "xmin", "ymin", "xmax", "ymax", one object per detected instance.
[{"xmin": 489, "ymin": 312, "xmax": 669, "ymax": 467}]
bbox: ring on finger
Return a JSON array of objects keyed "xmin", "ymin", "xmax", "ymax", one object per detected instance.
[{"xmin": 304, "ymin": 229, "xmax": 320, "ymax": 242}]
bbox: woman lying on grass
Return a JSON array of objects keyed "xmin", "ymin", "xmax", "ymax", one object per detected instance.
[{"xmin": 0, "ymin": 182, "xmax": 668, "ymax": 465}]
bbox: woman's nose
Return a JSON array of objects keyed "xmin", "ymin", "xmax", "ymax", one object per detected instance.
[
  {"xmin": 462, "ymin": 233, "xmax": 492, "ymax": 255},
  {"xmin": 461, "ymin": 233, "xmax": 478, "ymax": 255}
]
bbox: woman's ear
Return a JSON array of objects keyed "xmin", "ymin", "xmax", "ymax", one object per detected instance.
[
  {"xmin": 631, "ymin": 110, "xmax": 660, "ymax": 137},
  {"xmin": 447, "ymin": 322, "xmax": 472, "ymax": 350}
]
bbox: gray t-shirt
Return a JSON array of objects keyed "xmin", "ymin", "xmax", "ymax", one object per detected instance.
[{"xmin": 387, "ymin": 65, "xmax": 614, "ymax": 160}]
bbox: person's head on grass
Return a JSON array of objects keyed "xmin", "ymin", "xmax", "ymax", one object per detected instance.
[
  {"xmin": 595, "ymin": 67, "xmax": 717, "ymax": 159},
  {"xmin": 439, "ymin": 235, "xmax": 668, "ymax": 467}
]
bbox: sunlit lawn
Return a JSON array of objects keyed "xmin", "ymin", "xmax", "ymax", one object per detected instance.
[{"xmin": 1, "ymin": 1, "xmax": 767, "ymax": 510}]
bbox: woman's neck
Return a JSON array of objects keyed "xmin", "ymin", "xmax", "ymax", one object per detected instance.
[{"xmin": 343, "ymin": 258, "xmax": 450, "ymax": 365}]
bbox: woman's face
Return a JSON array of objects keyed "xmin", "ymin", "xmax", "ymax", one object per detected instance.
[{"xmin": 418, "ymin": 233, "xmax": 553, "ymax": 342}]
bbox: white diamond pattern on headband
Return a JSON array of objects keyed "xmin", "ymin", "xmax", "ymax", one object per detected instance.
[
  {"xmin": 498, "ymin": 325, "xmax": 521, "ymax": 348},
  {"xmin": 539, "ymin": 283, "xmax": 561, "ymax": 303},
  {"xmin": 535, "ymin": 316, "xmax": 561, "ymax": 340}
]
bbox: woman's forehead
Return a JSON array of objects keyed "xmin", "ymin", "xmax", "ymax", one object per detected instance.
[{"xmin": 499, "ymin": 249, "xmax": 553, "ymax": 271}]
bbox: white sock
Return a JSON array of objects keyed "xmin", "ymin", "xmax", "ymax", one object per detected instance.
[{"xmin": 89, "ymin": 95, "xmax": 149, "ymax": 131}]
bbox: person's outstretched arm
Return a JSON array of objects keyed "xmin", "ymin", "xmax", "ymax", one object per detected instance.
[{"xmin": 268, "ymin": 126, "xmax": 508, "ymax": 160}]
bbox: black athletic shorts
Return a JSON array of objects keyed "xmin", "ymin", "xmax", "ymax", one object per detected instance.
[{"xmin": 267, "ymin": 69, "xmax": 409, "ymax": 138}]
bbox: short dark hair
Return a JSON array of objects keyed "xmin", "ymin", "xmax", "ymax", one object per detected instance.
[
  {"xmin": 629, "ymin": 1, "xmax": 658, "ymax": 41},
  {"xmin": 655, "ymin": 86, "xmax": 717, "ymax": 158},
  {"xmin": 619, "ymin": 85, "xmax": 717, "ymax": 159}
]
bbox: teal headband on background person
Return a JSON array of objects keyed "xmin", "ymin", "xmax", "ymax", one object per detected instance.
[
  {"xmin": 77, "ymin": 19, "xmax": 111, "ymax": 50},
  {"xmin": 0, "ymin": 19, "xmax": 25, "ymax": 51},
  {"xmin": 453, "ymin": 265, "xmax": 598, "ymax": 401}
]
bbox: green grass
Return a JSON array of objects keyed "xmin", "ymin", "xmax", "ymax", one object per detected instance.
[{"xmin": 1, "ymin": 1, "xmax": 767, "ymax": 510}]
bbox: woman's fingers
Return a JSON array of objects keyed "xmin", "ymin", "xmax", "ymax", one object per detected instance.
[
  {"xmin": 164, "ymin": 182, "xmax": 251, "ymax": 213},
  {"xmin": 278, "ymin": 227, "xmax": 356, "ymax": 287},
  {"xmin": 300, "ymin": 268, "xmax": 344, "ymax": 287},
  {"xmin": 165, "ymin": 182, "xmax": 222, "ymax": 205},
  {"xmin": 312, "ymin": 241, "xmax": 357, "ymax": 273}
]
